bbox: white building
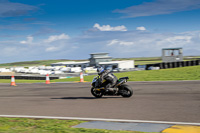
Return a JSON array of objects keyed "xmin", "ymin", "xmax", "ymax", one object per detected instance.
[
  {"xmin": 89, "ymin": 53, "xmax": 112, "ymax": 66},
  {"xmin": 162, "ymin": 47, "xmax": 183, "ymax": 62},
  {"xmin": 99, "ymin": 60, "xmax": 134, "ymax": 71},
  {"xmin": 51, "ymin": 53, "xmax": 135, "ymax": 72}
]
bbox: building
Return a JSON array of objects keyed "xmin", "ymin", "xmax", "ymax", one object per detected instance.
[
  {"xmin": 51, "ymin": 53, "xmax": 135, "ymax": 71},
  {"xmin": 162, "ymin": 48, "xmax": 183, "ymax": 62},
  {"xmin": 99, "ymin": 60, "xmax": 134, "ymax": 71},
  {"xmin": 89, "ymin": 53, "xmax": 112, "ymax": 66}
]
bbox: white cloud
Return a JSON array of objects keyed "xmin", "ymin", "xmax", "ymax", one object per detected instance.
[
  {"xmin": 45, "ymin": 46, "xmax": 59, "ymax": 52},
  {"xmin": 166, "ymin": 36, "xmax": 192, "ymax": 43},
  {"xmin": 0, "ymin": 33, "xmax": 76, "ymax": 63},
  {"xmin": 1, "ymin": 26, "xmax": 200, "ymax": 63},
  {"xmin": 136, "ymin": 26, "xmax": 146, "ymax": 31},
  {"xmin": 113, "ymin": 0, "xmax": 200, "ymax": 18},
  {"xmin": 108, "ymin": 39, "xmax": 134, "ymax": 46},
  {"xmin": 44, "ymin": 33, "xmax": 70, "ymax": 43},
  {"xmin": 93, "ymin": 23, "xmax": 127, "ymax": 31},
  {"xmin": 20, "ymin": 36, "xmax": 33, "ymax": 44},
  {"xmin": 157, "ymin": 35, "xmax": 192, "ymax": 47},
  {"xmin": 75, "ymin": 27, "xmax": 200, "ymax": 58}
]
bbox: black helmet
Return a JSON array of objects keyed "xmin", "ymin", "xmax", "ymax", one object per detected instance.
[{"xmin": 97, "ymin": 67, "xmax": 104, "ymax": 74}]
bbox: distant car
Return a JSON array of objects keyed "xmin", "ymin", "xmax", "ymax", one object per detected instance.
[
  {"xmin": 148, "ymin": 66, "xmax": 160, "ymax": 70},
  {"xmin": 137, "ymin": 65, "xmax": 146, "ymax": 70},
  {"xmin": 105, "ymin": 66, "xmax": 112, "ymax": 71},
  {"xmin": 112, "ymin": 68, "xmax": 120, "ymax": 72}
]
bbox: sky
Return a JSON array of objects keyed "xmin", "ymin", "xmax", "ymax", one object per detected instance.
[{"xmin": 0, "ymin": 0, "xmax": 200, "ymax": 63}]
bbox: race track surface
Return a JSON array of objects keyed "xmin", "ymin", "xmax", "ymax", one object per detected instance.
[{"xmin": 0, "ymin": 81, "xmax": 199, "ymax": 123}]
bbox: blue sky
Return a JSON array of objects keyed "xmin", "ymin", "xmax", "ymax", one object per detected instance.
[{"xmin": 0, "ymin": 0, "xmax": 200, "ymax": 63}]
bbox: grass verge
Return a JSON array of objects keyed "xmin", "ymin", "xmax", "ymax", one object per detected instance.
[
  {"xmin": 53, "ymin": 65, "xmax": 200, "ymax": 82},
  {"xmin": 0, "ymin": 117, "xmax": 156, "ymax": 133},
  {"xmin": 0, "ymin": 79, "xmax": 44, "ymax": 83},
  {"xmin": 0, "ymin": 66, "xmax": 200, "ymax": 83}
]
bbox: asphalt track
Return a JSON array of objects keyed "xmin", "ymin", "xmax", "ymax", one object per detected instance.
[{"xmin": 0, "ymin": 81, "xmax": 200, "ymax": 123}]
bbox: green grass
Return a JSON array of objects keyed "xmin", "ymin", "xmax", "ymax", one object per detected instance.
[
  {"xmin": 1, "ymin": 65, "xmax": 199, "ymax": 83},
  {"xmin": 113, "ymin": 57, "xmax": 162, "ymax": 65},
  {"xmin": 135, "ymin": 61, "xmax": 162, "ymax": 65},
  {"xmin": 114, "ymin": 56, "xmax": 200, "ymax": 65},
  {"xmin": 115, "ymin": 65, "xmax": 200, "ymax": 81},
  {"xmin": 0, "ymin": 117, "xmax": 156, "ymax": 133},
  {"xmin": 0, "ymin": 79, "xmax": 44, "ymax": 83},
  {"xmin": 53, "ymin": 65, "xmax": 200, "ymax": 82}
]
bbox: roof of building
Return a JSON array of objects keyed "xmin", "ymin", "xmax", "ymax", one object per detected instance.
[
  {"xmin": 162, "ymin": 47, "xmax": 182, "ymax": 50},
  {"xmin": 89, "ymin": 56, "xmax": 112, "ymax": 59},
  {"xmin": 90, "ymin": 52, "xmax": 109, "ymax": 55}
]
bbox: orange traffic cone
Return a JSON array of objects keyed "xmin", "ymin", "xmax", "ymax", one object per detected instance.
[
  {"xmin": 80, "ymin": 72, "xmax": 84, "ymax": 82},
  {"xmin": 45, "ymin": 74, "xmax": 50, "ymax": 84},
  {"xmin": 11, "ymin": 75, "xmax": 16, "ymax": 86}
]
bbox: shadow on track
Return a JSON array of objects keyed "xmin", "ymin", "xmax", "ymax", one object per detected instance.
[{"xmin": 51, "ymin": 97, "xmax": 122, "ymax": 100}]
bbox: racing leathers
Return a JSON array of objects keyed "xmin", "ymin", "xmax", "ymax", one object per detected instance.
[{"xmin": 98, "ymin": 70, "xmax": 118, "ymax": 91}]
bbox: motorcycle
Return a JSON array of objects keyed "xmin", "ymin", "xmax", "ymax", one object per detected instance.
[{"xmin": 91, "ymin": 76, "xmax": 133, "ymax": 98}]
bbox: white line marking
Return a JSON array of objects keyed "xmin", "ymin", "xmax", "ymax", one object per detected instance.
[{"xmin": 0, "ymin": 115, "xmax": 200, "ymax": 125}]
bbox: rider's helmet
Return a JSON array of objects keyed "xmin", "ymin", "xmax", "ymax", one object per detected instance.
[{"xmin": 97, "ymin": 67, "xmax": 104, "ymax": 75}]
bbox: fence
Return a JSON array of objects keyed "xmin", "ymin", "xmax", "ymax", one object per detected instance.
[
  {"xmin": 0, "ymin": 75, "xmax": 59, "ymax": 80},
  {"xmin": 145, "ymin": 60, "xmax": 200, "ymax": 70}
]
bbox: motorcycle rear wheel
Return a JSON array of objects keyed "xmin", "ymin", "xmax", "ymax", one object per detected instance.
[
  {"xmin": 91, "ymin": 87, "xmax": 103, "ymax": 98},
  {"xmin": 119, "ymin": 84, "xmax": 133, "ymax": 98}
]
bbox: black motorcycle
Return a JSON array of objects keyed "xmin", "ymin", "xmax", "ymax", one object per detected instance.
[{"xmin": 91, "ymin": 76, "xmax": 133, "ymax": 98}]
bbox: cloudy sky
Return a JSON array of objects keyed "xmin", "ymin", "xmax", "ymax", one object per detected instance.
[{"xmin": 0, "ymin": 0, "xmax": 200, "ymax": 63}]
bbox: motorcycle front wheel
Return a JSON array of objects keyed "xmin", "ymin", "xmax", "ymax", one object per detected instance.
[
  {"xmin": 91, "ymin": 87, "xmax": 103, "ymax": 98},
  {"xmin": 119, "ymin": 84, "xmax": 133, "ymax": 98}
]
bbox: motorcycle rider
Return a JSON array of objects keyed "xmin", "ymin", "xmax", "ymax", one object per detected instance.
[{"xmin": 97, "ymin": 67, "xmax": 118, "ymax": 92}]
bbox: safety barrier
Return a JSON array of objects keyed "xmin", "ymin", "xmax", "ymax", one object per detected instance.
[
  {"xmin": 0, "ymin": 75, "xmax": 59, "ymax": 80},
  {"xmin": 145, "ymin": 60, "xmax": 200, "ymax": 70}
]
